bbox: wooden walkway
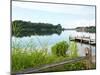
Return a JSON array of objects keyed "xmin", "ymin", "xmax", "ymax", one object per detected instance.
[{"xmin": 12, "ymin": 56, "xmax": 89, "ymax": 75}]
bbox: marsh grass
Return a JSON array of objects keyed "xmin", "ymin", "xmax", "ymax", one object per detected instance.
[
  {"xmin": 68, "ymin": 41, "xmax": 79, "ymax": 58},
  {"xmin": 12, "ymin": 32, "xmax": 87, "ymax": 72},
  {"xmin": 12, "ymin": 40, "xmax": 88, "ymax": 73},
  {"xmin": 12, "ymin": 47, "xmax": 68, "ymax": 72}
]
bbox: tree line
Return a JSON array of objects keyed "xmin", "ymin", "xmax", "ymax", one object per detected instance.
[
  {"xmin": 76, "ymin": 26, "xmax": 96, "ymax": 33},
  {"xmin": 12, "ymin": 20, "xmax": 63, "ymax": 37}
]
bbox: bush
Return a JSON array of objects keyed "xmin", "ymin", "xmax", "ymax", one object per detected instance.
[
  {"xmin": 51, "ymin": 41, "xmax": 69, "ymax": 57},
  {"xmin": 69, "ymin": 42, "xmax": 78, "ymax": 58}
]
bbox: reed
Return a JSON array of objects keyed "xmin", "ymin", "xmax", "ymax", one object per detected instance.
[
  {"xmin": 12, "ymin": 37, "xmax": 87, "ymax": 72},
  {"xmin": 12, "ymin": 47, "xmax": 68, "ymax": 72}
]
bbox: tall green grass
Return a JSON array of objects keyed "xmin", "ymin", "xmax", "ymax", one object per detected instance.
[
  {"xmin": 12, "ymin": 48, "xmax": 67, "ymax": 72},
  {"xmin": 69, "ymin": 41, "xmax": 78, "ymax": 58},
  {"xmin": 12, "ymin": 41, "xmax": 89, "ymax": 72}
]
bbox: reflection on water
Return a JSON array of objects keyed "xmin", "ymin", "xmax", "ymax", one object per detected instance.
[
  {"xmin": 77, "ymin": 43, "xmax": 95, "ymax": 56},
  {"xmin": 12, "ymin": 30, "xmax": 96, "ymax": 56},
  {"xmin": 13, "ymin": 28, "xmax": 63, "ymax": 37}
]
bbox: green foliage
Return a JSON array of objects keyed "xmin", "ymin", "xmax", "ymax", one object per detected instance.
[
  {"xmin": 12, "ymin": 20, "xmax": 62, "ymax": 29},
  {"xmin": 12, "ymin": 48, "xmax": 86, "ymax": 72},
  {"xmin": 76, "ymin": 26, "xmax": 96, "ymax": 33},
  {"xmin": 12, "ymin": 40, "xmax": 93, "ymax": 72},
  {"xmin": 12, "ymin": 48, "xmax": 68, "ymax": 72},
  {"xmin": 12, "ymin": 21, "xmax": 22, "ymax": 36},
  {"xmin": 63, "ymin": 61, "xmax": 86, "ymax": 70},
  {"xmin": 69, "ymin": 42, "xmax": 78, "ymax": 58},
  {"xmin": 42, "ymin": 61, "xmax": 86, "ymax": 72},
  {"xmin": 12, "ymin": 49, "xmax": 47, "ymax": 72},
  {"xmin": 51, "ymin": 41, "xmax": 69, "ymax": 57},
  {"xmin": 12, "ymin": 20, "xmax": 63, "ymax": 37}
]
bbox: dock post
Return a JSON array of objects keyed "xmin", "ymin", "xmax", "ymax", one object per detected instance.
[
  {"xmin": 85, "ymin": 47, "xmax": 92, "ymax": 69},
  {"xmin": 80, "ymin": 36, "xmax": 83, "ymax": 44},
  {"xmin": 89, "ymin": 36, "xmax": 91, "ymax": 44}
]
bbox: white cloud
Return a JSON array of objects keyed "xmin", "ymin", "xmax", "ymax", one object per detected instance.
[
  {"xmin": 12, "ymin": 1, "xmax": 94, "ymax": 15},
  {"xmin": 62, "ymin": 19, "xmax": 95, "ymax": 28},
  {"xmin": 12, "ymin": 1, "xmax": 95, "ymax": 28}
]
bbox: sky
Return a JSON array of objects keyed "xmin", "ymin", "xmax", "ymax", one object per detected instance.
[{"xmin": 12, "ymin": 1, "xmax": 95, "ymax": 28}]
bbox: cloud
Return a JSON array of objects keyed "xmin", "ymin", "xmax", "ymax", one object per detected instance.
[
  {"xmin": 12, "ymin": 1, "xmax": 95, "ymax": 15},
  {"xmin": 12, "ymin": 1, "xmax": 95, "ymax": 28},
  {"xmin": 62, "ymin": 19, "xmax": 95, "ymax": 28}
]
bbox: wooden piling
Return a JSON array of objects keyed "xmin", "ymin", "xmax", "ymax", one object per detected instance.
[{"xmin": 85, "ymin": 47, "xmax": 92, "ymax": 69}]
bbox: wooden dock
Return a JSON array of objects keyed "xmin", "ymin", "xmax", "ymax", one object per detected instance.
[{"xmin": 69, "ymin": 36, "xmax": 96, "ymax": 46}]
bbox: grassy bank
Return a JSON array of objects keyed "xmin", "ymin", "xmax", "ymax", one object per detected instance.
[
  {"xmin": 12, "ymin": 48, "xmax": 88, "ymax": 72},
  {"xmin": 12, "ymin": 41, "xmax": 90, "ymax": 72},
  {"xmin": 12, "ymin": 48, "xmax": 69, "ymax": 72}
]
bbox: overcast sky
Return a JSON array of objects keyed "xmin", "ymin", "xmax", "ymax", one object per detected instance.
[{"xmin": 12, "ymin": 1, "xmax": 95, "ymax": 28}]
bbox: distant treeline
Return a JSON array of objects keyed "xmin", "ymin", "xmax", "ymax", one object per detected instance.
[
  {"xmin": 12, "ymin": 20, "xmax": 63, "ymax": 37},
  {"xmin": 76, "ymin": 26, "xmax": 96, "ymax": 33}
]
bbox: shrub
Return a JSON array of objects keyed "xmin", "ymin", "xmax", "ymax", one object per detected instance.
[
  {"xmin": 51, "ymin": 41, "xmax": 69, "ymax": 57},
  {"xmin": 69, "ymin": 42, "xmax": 78, "ymax": 58}
]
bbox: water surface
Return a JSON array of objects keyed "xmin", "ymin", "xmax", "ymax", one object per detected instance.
[{"xmin": 12, "ymin": 30, "xmax": 96, "ymax": 56}]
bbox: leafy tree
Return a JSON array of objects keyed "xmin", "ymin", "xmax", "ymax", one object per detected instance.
[
  {"xmin": 76, "ymin": 26, "xmax": 96, "ymax": 33},
  {"xmin": 12, "ymin": 20, "xmax": 63, "ymax": 37},
  {"xmin": 51, "ymin": 41, "xmax": 69, "ymax": 57},
  {"xmin": 12, "ymin": 21, "xmax": 22, "ymax": 36}
]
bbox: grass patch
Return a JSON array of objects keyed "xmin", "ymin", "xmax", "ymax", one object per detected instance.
[
  {"xmin": 12, "ymin": 41, "xmax": 95, "ymax": 72},
  {"xmin": 12, "ymin": 48, "xmax": 68, "ymax": 72}
]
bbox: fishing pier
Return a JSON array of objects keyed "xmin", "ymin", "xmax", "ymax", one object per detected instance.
[{"xmin": 69, "ymin": 36, "xmax": 96, "ymax": 46}]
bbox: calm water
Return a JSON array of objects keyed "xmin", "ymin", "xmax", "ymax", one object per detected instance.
[{"xmin": 12, "ymin": 30, "xmax": 96, "ymax": 56}]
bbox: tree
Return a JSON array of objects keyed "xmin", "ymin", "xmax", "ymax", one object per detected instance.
[
  {"xmin": 12, "ymin": 20, "xmax": 63, "ymax": 37},
  {"xmin": 12, "ymin": 21, "xmax": 22, "ymax": 36},
  {"xmin": 51, "ymin": 41, "xmax": 69, "ymax": 57}
]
